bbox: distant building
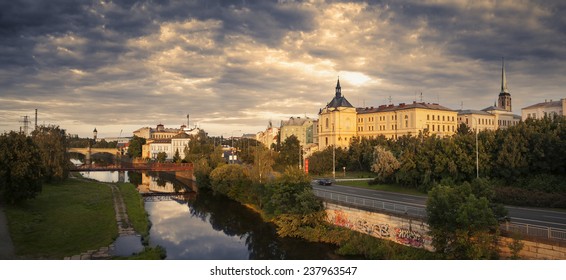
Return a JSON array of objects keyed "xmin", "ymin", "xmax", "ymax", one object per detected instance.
[
  {"xmin": 357, "ymin": 102, "xmax": 457, "ymax": 139},
  {"xmin": 256, "ymin": 122, "xmax": 279, "ymax": 149},
  {"xmin": 280, "ymin": 116, "xmax": 318, "ymax": 146},
  {"xmin": 457, "ymin": 58, "xmax": 521, "ymax": 131},
  {"xmin": 318, "ymin": 79, "xmax": 357, "ymax": 149},
  {"xmin": 522, "ymin": 99, "xmax": 566, "ymax": 121},
  {"xmin": 318, "ymin": 78, "xmax": 457, "ymax": 150}
]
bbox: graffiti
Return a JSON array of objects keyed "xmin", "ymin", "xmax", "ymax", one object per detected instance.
[
  {"xmin": 332, "ymin": 210, "xmax": 353, "ymax": 228},
  {"xmin": 394, "ymin": 227, "xmax": 424, "ymax": 248},
  {"xmin": 374, "ymin": 223, "xmax": 390, "ymax": 238}
]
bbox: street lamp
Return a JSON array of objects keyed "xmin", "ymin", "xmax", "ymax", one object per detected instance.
[{"xmin": 473, "ymin": 117, "xmax": 479, "ymax": 178}]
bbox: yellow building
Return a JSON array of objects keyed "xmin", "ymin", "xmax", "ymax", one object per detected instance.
[
  {"xmin": 357, "ymin": 102, "xmax": 457, "ymax": 139},
  {"xmin": 318, "ymin": 79, "xmax": 357, "ymax": 149},
  {"xmin": 318, "ymin": 79, "xmax": 457, "ymax": 149},
  {"xmin": 457, "ymin": 110, "xmax": 497, "ymax": 131}
]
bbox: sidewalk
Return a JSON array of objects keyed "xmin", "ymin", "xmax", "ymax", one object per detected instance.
[{"xmin": 0, "ymin": 205, "xmax": 15, "ymax": 259}]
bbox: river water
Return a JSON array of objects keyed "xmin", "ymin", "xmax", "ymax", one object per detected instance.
[{"xmin": 80, "ymin": 171, "xmax": 342, "ymax": 260}]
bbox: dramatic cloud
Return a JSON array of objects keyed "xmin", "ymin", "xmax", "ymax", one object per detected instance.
[{"xmin": 1, "ymin": 0, "xmax": 565, "ymax": 137}]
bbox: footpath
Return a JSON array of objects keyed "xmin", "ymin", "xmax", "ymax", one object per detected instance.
[
  {"xmin": 65, "ymin": 182, "xmax": 138, "ymax": 260},
  {"xmin": 0, "ymin": 205, "xmax": 15, "ymax": 259}
]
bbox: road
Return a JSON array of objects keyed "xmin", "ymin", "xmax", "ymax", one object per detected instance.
[{"xmin": 312, "ymin": 181, "xmax": 566, "ymax": 231}]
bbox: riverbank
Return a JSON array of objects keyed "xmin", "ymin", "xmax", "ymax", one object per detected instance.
[{"xmin": 3, "ymin": 178, "xmax": 161, "ymax": 259}]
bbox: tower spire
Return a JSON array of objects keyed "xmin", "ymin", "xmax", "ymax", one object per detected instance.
[
  {"xmin": 335, "ymin": 77, "xmax": 341, "ymax": 98},
  {"xmin": 500, "ymin": 57, "xmax": 509, "ymax": 94}
]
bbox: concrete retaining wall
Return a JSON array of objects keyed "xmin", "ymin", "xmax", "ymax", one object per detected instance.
[{"xmin": 325, "ymin": 202, "xmax": 566, "ymax": 259}]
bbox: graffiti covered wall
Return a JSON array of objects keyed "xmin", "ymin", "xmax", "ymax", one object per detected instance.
[{"xmin": 325, "ymin": 202, "xmax": 434, "ymax": 251}]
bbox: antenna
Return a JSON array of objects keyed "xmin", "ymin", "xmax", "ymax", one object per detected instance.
[
  {"xmin": 20, "ymin": 115, "xmax": 30, "ymax": 136},
  {"xmin": 35, "ymin": 109, "xmax": 38, "ymax": 130},
  {"xmin": 420, "ymin": 92, "xmax": 423, "ymax": 103}
]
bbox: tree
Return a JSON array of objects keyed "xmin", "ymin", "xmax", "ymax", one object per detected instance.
[
  {"xmin": 210, "ymin": 164, "xmax": 254, "ymax": 203},
  {"xmin": 156, "ymin": 152, "xmax": 167, "ymax": 163},
  {"xmin": 250, "ymin": 145, "xmax": 274, "ymax": 184},
  {"xmin": 264, "ymin": 167, "xmax": 322, "ymax": 216},
  {"xmin": 173, "ymin": 150, "xmax": 182, "ymax": 163},
  {"xmin": 31, "ymin": 125, "xmax": 69, "ymax": 182},
  {"xmin": 426, "ymin": 181, "xmax": 501, "ymax": 259},
  {"xmin": 127, "ymin": 135, "xmax": 146, "ymax": 159},
  {"xmin": 277, "ymin": 135, "xmax": 300, "ymax": 167},
  {"xmin": 0, "ymin": 131, "xmax": 43, "ymax": 204},
  {"xmin": 371, "ymin": 145, "xmax": 400, "ymax": 182}
]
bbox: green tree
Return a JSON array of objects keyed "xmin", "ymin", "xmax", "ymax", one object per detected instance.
[
  {"xmin": 210, "ymin": 164, "xmax": 255, "ymax": 203},
  {"xmin": 277, "ymin": 135, "xmax": 300, "ymax": 167},
  {"xmin": 426, "ymin": 181, "xmax": 501, "ymax": 259},
  {"xmin": 264, "ymin": 167, "xmax": 322, "ymax": 216},
  {"xmin": 371, "ymin": 145, "xmax": 400, "ymax": 182},
  {"xmin": 31, "ymin": 125, "xmax": 69, "ymax": 182},
  {"xmin": 127, "ymin": 135, "xmax": 146, "ymax": 159},
  {"xmin": 0, "ymin": 131, "xmax": 43, "ymax": 204},
  {"xmin": 173, "ymin": 150, "xmax": 182, "ymax": 163},
  {"xmin": 250, "ymin": 145, "xmax": 274, "ymax": 184},
  {"xmin": 156, "ymin": 152, "xmax": 167, "ymax": 163}
]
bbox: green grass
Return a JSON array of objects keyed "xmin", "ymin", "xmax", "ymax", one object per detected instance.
[
  {"xmin": 337, "ymin": 180, "xmax": 427, "ymax": 196},
  {"xmin": 117, "ymin": 183, "xmax": 149, "ymax": 240},
  {"xmin": 114, "ymin": 245, "xmax": 166, "ymax": 260},
  {"xmin": 4, "ymin": 178, "xmax": 117, "ymax": 259}
]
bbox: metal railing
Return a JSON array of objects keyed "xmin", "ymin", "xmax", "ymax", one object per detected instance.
[
  {"xmin": 314, "ymin": 188, "xmax": 566, "ymax": 242},
  {"xmin": 313, "ymin": 189, "xmax": 427, "ymax": 219},
  {"xmin": 501, "ymin": 222, "xmax": 566, "ymax": 241}
]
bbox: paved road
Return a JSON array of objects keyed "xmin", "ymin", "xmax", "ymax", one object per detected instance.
[{"xmin": 312, "ymin": 181, "xmax": 566, "ymax": 231}]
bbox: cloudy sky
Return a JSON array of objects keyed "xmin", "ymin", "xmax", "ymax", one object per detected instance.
[{"xmin": 1, "ymin": 0, "xmax": 565, "ymax": 138}]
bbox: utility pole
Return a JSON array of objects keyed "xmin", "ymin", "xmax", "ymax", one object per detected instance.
[
  {"xmin": 35, "ymin": 109, "xmax": 38, "ymax": 130},
  {"xmin": 20, "ymin": 115, "xmax": 30, "ymax": 136}
]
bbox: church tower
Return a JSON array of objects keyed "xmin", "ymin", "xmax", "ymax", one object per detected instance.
[{"xmin": 497, "ymin": 58, "xmax": 512, "ymax": 112}]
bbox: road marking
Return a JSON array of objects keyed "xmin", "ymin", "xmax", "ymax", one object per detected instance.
[
  {"xmin": 543, "ymin": 215, "xmax": 566, "ymax": 221},
  {"xmin": 511, "ymin": 217, "xmax": 566, "ymax": 228},
  {"xmin": 313, "ymin": 187, "xmax": 425, "ymax": 208}
]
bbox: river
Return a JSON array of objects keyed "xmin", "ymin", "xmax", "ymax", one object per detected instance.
[{"xmin": 80, "ymin": 171, "xmax": 342, "ymax": 260}]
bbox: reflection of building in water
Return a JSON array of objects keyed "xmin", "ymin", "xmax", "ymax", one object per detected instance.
[{"xmin": 138, "ymin": 173, "xmax": 180, "ymax": 193}]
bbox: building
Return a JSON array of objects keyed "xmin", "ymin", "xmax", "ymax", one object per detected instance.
[
  {"xmin": 171, "ymin": 132, "xmax": 191, "ymax": 156},
  {"xmin": 457, "ymin": 58, "xmax": 521, "ymax": 130},
  {"xmin": 318, "ymin": 79, "xmax": 457, "ymax": 150},
  {"xmin": 280, "ymin": 117, "xmax": 318, "ymax": 146},
  {"xmin": 256, "ymin": 122, "xmax": 279, "ymax": 149},
  {"xmin": 318, "ymin": 79, "xmax": 358, "ymax": 149},
  {"xmin": 357, "ymin": 102, "xmax": 457, "ymax": 139},
  {"xmin": 147, "ymin": 139, "xmax": 172, "ymax": 160},
  {"xmin": 522, "ymin": 99, "xmax": 566, "ymax": 120},
  {"xmin": 456, "ymin": 110, "xmax": 496, "ymax": 131}
]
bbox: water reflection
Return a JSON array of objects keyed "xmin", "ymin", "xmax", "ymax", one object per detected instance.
[
  {"xmin": 77, "ymin": 171, "xmax": 341, "ymax": 260},
  {"xmin": 80, "ymin": 171, "xmax": 128, "ymax": 183}
]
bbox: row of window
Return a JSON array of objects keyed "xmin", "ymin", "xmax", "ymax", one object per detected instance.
[{"xmin": 427, "ymin": 115, "xmax": 455, "ymax": 122}]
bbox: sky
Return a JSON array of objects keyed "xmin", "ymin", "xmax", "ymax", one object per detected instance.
[{"xmin": 1, "ymin": 0, "xmax": 565, "ymax": 138}]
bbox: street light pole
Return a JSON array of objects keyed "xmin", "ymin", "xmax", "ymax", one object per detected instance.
[{"xmin": 474, "ymin": 117, "xmax": 479, "ymax": 178}]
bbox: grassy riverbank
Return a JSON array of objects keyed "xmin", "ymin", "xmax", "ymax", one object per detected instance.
[
  {"xmin": 117, "ymin": 183, "xmax": 150, "ymax": 241},
  {"xmin": 4, "ymin": 178, "xmax": 117, "ymax": 259}
]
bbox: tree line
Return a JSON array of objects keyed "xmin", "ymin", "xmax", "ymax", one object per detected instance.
[
  {"xmin": 0, "ymin": 126, "xmax": 70, "ymax": 204},
  {"xmin": 308, "ymin": 117, "xmax": 566, "ymax": 205}
]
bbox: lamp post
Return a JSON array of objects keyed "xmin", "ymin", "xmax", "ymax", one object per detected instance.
[{"xmin": 473, "ymin": 117, "xmax": 479, "ymax": 178}]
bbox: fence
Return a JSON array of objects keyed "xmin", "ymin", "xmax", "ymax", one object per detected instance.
[
  {"xmin": 313, "ymin": 189, "xmax": 427, "ymax": 219},
  {"xmin": 501, "ymin": 222, "xmax": 566, "ymax": 242},
  {"xmin": 314, "ymin": 188, "xmax": 566, "ymax": 242}
]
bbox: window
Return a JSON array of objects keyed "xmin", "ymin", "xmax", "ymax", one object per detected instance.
[
  {"xmin": 325, "ymin": 137, "xmax": 328, "ymax": 146},
  {"xmin": 325, "ymin": 118, "xmax": 329, "ymax": 129},
  {"xmin": 432, "ymin": 125, "xmax": 435, "ymax": 131},
  {"xmin": 432, "ymin": 115, "xmax": 435, "ymax": 121},
  {"xmin": 427, "ymin": 115, "xmax": 430, "ymax": 120},
  {"xmin": 442, "ymin": 116, "xmax": 445, "ymax": 121}
]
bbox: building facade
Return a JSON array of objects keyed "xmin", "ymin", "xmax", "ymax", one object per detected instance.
[
  {"xmin": 256, "ymin": 123, "xmax": 279, "ymax": 149},
  {"xmin": 357, "ymin": 102, "xmax": 457, "ymax": 139},
  {"xmin": 522, "ymin": 99, "xmax": 566, "ymax": 121},
  {"xmin": 318, "ymin": 79, "xmax": 457, "ymax": 150},
  {"xmin": 280, "ymin": 117, "xmax": 318, "ymax": 146},
  {"xmin": 457, "ymin": 58, "xmax": 521, "ymax": 130},
  {"xmin": 318, "ymin": 79, "xmax": 357, "ymax": 150}
]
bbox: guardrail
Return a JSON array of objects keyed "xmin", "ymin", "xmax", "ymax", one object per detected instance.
[
  {"xmin": 313, "ymin": 189, "xmax": 427, "ymax": 219},
  {"xmin": 501, "ymin": 222, "xmax": 566, "ymax": 242},
  {"xmin": 314, "ymin": 188, "xmax": 566, "ymax": 242}
]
